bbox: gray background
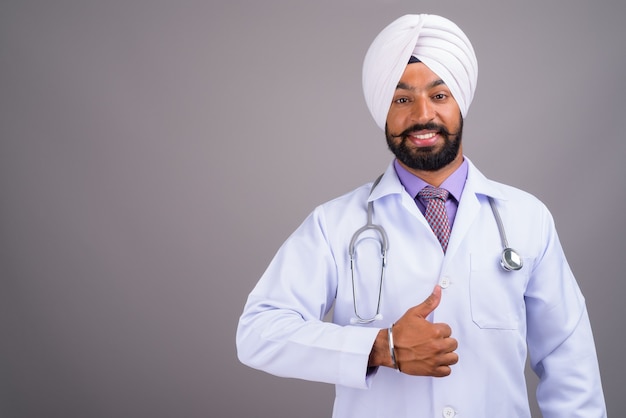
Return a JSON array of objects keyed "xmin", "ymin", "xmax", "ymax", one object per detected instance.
[{"xmin": 1, "ymin": 1, "xmax": 624, "ymax": 417}]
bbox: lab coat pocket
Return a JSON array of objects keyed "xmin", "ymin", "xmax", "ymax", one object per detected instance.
[{"xmin": 469, "ymin": 253, "xmax": 530, "ymax": 330}]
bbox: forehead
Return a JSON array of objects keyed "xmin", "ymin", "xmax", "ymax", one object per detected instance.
[{"xmin": 396, "ymin": 62, "xmax": 447, "ymax": 90}]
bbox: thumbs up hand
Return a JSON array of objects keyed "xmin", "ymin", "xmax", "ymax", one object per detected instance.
[{"xmin": 390, "ymin": 285, "xmax": 458, "ymax": 376}]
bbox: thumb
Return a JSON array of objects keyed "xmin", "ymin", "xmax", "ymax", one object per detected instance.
[{"xmin": 412, "ymin": 285, "xmax": 442, "ymax": 318}]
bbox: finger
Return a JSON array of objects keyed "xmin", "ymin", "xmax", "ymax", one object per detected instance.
[
  {"xmin": 412, "ymin": 285, "xmax": 442, "ymax": 318},
  {"xmin": 440, "ymin": 351, "xmax": 459, "ymax": 366},
  {"xmin": 434, "ymin": 353, "xmax": 458, "ymax": 377},
  {"xmin": 434, "ymin": 365, "xmax": 453, "ymax": 377},
  {"xmin": 434, "ymin": 336, "xmax": 457, "ymax": 352},
  {"xmin": 432, "ymin": 323, "xmax": 453, "ymax": 339}
]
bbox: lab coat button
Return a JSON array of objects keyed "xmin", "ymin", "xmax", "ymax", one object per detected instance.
[
  {"xmin": 442, "ymin": 406, "xmax": 456, "ymax": 417},
  {"xmin": 439, "ymin": 277, "xmax": 451, "ymax": 289}
]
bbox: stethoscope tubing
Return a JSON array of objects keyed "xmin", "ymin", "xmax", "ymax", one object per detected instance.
[{"xmin": 349, "ymin": 175, "xmax": 523, "ymax": 324}]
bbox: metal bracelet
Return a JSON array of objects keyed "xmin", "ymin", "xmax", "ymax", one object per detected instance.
[{"xmin": 387, "ymin": 325, "xmax": 399, "ymax": 371}]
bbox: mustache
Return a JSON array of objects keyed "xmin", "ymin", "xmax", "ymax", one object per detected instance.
[{"xmin": 387, "ymin": 122, "xmax": 460, "ymax": 139}]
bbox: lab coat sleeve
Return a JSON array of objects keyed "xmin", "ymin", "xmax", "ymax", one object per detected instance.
[
  {"xmin": 236, "ymin": 206, "xmax": 381, "ymax": 389},
  {"xmin": 525, "ymin": 206, "xmax": 607, "ymax": 417}
]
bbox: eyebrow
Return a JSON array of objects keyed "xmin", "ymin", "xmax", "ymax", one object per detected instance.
[{"xmin": 396, "ymin": 79, "xmax": 446, "ymax": 91}]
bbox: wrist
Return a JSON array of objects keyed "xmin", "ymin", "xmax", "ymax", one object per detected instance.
[
  {"xmin": 369, "ymin": 329, "xmax": 392, "ymax": 368},
  {"xmin": 388, "ymin": 324, "xmax": 400, "ymax": 372}
]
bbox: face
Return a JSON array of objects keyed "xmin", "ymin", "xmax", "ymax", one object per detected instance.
[{"xmin": 385, "ymin": 63, "xmax": 463, "ymax": 172}]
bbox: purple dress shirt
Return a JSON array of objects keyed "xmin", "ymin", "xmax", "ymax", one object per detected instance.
[{"xmin": 393, "ymin": 158, "xmax": 468, "ymax": 229}]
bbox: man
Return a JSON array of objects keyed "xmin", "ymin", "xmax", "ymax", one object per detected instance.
[{"xmin": 236, "ymin": 14, "xmax": 606, "ymax": 417}]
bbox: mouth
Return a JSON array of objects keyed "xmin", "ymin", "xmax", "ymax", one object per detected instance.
[{"xmin": 406, "ymin": 131, "xmax": 440, "ymax": 147}]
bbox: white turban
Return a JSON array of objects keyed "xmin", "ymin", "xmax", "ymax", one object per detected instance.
[{"xmin": 362, "ymin": 14, "xmax": 478, "ymax": 130}]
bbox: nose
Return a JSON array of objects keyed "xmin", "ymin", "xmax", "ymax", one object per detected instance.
[{"xmin": 410, "ymin": 97, "xmax": 435, "ymax": 123}]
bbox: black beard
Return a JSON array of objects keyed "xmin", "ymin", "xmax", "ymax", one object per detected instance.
[{"xmin": 385, "ymin": 119, "xmax": 463, "ymax": 171}]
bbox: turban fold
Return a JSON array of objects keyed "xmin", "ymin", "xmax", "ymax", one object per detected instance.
[{"xmin": 362, "ymin": 14, "xmax": 478, "ymax": 130}]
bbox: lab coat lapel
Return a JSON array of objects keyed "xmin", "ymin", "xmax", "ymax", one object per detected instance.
[
  {"xmin": 445, "ymin": 185, "xmax": 480, "ymax": 260},
  {"xmin": 372, "ymin": 159, "xmax": 504, "ymax": 261},
  {"xmin": 445, "ymin": 159, "xmax": 503, "ymax": 260}
]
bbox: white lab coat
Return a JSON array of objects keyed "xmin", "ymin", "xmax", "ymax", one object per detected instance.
[{"xmin": 236, "ymin": 158, "xmax": 606, "ymax": 418}]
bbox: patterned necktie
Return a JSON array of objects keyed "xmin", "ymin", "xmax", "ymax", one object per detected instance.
[{"xmin": 418, "ymin": 186, "xmax": 451, "ymax": 252}]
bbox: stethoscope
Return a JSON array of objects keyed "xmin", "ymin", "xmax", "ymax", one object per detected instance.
[{"xmin": 349, "ymin": 175, "xmax": 523, "ymax": 324}]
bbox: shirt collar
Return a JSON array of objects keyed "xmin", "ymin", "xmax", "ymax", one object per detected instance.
[{"xmin": 393, "ymin": 158, "xmax": 468, "ymax": 202}]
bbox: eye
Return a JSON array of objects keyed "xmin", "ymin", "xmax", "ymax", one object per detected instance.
[
  {"xmin": 394, "ymin": 97, "xmax": 410, "ymax": 104},
  {"xmin": 433, "ymin": 93, "xmax": 447, "ymax": 101}
]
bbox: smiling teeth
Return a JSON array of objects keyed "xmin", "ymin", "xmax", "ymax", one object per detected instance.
[{"xmin": 412, "ymin": 133, "xmax": 436, "ymax": 140}]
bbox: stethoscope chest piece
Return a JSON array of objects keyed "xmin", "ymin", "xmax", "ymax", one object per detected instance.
[
  {"xmin": 501, "ymin": 247, "xmax": 523, "ymax": 271},
  {"xmin": 488, "ymin": 196, "xmax": 524, "ymax": 272}
]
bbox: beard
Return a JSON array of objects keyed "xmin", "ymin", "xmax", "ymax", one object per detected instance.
[{"xmin": 385, "ymin": 118, "xmax": 463, "ymax": 171}]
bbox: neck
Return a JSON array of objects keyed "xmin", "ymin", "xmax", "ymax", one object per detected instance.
[{"xmin": 399, "ymin": 153, "xmax": 464, "ymax": 187}]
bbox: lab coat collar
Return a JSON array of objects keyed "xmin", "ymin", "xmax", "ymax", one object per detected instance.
[
  {"xmin": 368, "ymin": 156, "xmax": 508, "ymax": 203},
  {"xmin": 367, "ymin": 156, "xmax": 509, "ymax": 260},
  {"xmin": 464, "ymin": 158, "xmax": 508, "ymax": 202}
]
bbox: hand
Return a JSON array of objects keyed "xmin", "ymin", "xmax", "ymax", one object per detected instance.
[{"xmin": 392, "ymin": 285, "xmax": 458, "ymax": 377}]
